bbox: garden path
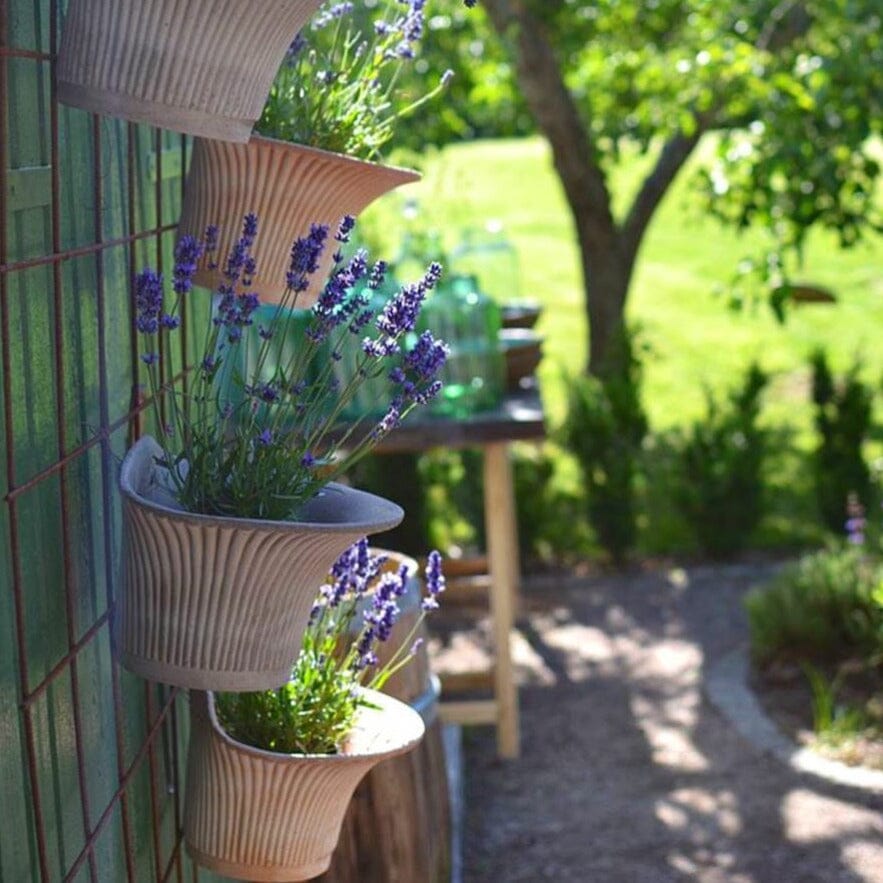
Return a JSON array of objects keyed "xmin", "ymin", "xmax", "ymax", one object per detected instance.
[{"xmin": 457, "ymin": 562, "xmax": 883, "ymax": 882}]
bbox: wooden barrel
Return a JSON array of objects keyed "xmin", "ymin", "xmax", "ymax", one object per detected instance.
[{"xmin": 314, "ymin": 551, "xmax": 451, "ymax": 883}]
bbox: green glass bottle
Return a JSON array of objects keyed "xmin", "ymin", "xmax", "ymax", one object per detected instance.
[{"xmin": 417, "ymin": 274, "xmax": 505, "ymax": 418}]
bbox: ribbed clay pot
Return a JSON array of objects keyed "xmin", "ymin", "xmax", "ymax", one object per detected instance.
[
  {"xmin": 178, "ymin": 135, "xmax": 420, "ymax": 306},
  {"xmin": 184, "ymin": 688, "xmax": 425, "ymax": 882},
  {"xmin": 117, "ymin": 436, "xmax": 403, "ymax": 691},
  {"xmin": 57, "ymin": 0, "xmax": 324, "ymax": 141}
]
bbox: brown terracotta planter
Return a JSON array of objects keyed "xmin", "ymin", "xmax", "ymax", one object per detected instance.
[
  {"xmin": 117, "ymin": 436, "xmax": 403, "ymax": 691},
  {"xmin": 57, "ymin": 0, "xmax": 323, "ymax": 141},
  {"xmin": 184, "ymin": 688, "xmax": 425, "ymax": 882},
  {"xmin": 178, "ymin": 135, "xmax": 420, "ymax": 305}
]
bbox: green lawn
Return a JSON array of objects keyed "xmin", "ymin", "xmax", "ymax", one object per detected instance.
[{"xmin": 363, "ymin": 136, "xmax": 883, "ymax": 554}]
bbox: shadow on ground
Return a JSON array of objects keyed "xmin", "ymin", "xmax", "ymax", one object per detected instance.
[{"xmin": 458, "ymin": 563, "xmax": 883, "ymax": 883}]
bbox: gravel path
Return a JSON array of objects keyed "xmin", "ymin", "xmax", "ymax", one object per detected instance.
[{"xmin": 461, "ymin": 563, "xmax": 883, "ymax": 883}]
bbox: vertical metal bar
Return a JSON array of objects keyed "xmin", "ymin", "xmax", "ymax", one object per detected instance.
[
  {"xmin": 167, "ymin": 693, "xmax": 185, "ymax": 883},
  {"xmin": 178, "ymin": 139, "xmax": 188, "ymax": 393},
  {"xmin": 0, "ymin": 5, "xmax": 52, "ymax": 878},
  {"xmin": 93, "ymin": 112, "xmax": 137, "ymax": 883},
  {"xmin": 144, "ymin": 684, "xmax": 164, "ymax": 881},
  {"xmin": 127, "ymin": 123, "xmax": 142, "ymax": 446},
  {"xmin": 155, "ymin": 129, "xmax": 168, "ymax": 428},
  {"xmin": 48, "ymin": 0, "xmax": 99, "ymax": 876}
]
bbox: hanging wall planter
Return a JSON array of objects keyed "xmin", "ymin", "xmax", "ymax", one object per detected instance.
[
  {"xmin": 178, "ymin": 135, "xmax": 419, "ymax": 306},
  {"xmin": 184, "ymin": 688, "xmax": 425, "ymax": 882},
  {"xmin": 57, "ymin": 0, "xmax": 324, "ymax": 142},
  {"xmin": 116, "ymin": 436, "xmax": 403, "ymax": 691}
]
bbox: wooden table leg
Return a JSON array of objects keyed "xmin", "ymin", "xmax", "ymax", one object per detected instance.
[{"xmin": 482, "ymin": 442, "xmax": 520, "ymax": 759}]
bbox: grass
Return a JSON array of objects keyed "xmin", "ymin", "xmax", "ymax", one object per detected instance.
[{"xmin": 362, "ymin": 136, "xmax": 883, "ymax": 554}]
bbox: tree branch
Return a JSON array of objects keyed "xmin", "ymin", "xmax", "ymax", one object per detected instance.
[
  {"xmin": 621, "ymin": 2, "xmax": 811, "ymax": 261},
  {"xmin": 482, "ymin": 0, "xmax": 616, "ymax": 241},
  {"xmin": 621, "ymin": 129, "xmax": 703, "ymax": 261}
]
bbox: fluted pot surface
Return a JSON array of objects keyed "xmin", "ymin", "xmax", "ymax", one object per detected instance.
[
  {"xmin": 179, "ymin": 136, "xmax": 420, "ymax": 306},
  {"xmin": 117, "ymin": 436, "xmax": 403, "ymax": 691},
  {"xmin": 57, "ymin": 0, "xmax": 324, "ymax": 141},
  {"xmin": 184, "ymin": 688, "xmax": 425, "ymax": 881}
]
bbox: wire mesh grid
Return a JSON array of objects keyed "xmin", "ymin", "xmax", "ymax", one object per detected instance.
[{"xmin": 0, "ymin": 2, "xmax": 214, "ymax": 880}]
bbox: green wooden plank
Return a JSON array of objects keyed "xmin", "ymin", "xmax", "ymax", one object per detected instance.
[{"xmin": 5, "ymin": 166, "xmax": 51, "ymax": 213}]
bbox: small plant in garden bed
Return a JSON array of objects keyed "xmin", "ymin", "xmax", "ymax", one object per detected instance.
[
  {"xmin": 215, "ymin": 542, "xmax": 446, "ymax": 754},
  {"xmin": 259, "ymin": 0, "xmax": 469, "ymax": 161},
  {"xmin": 136, "ymin": 213, "xmax": 449, "ymax": 520},
  {"xmin": 747, "ymin": 506, "xmax": 883, "ymax": 768},
  {"xmin": 746, "ymin": 545, "xmax": 883, "ymax": 667}
]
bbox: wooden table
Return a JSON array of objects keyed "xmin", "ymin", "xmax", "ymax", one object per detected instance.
[{"xmin": 373, "ymin": 389, "xmax": 546, "ymax": 759}]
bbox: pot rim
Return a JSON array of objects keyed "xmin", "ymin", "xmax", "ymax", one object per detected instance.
[
  {"xmin": 120, "ymin": 436, "xmax": 404, "ymax": 534},
  {"xmin": 239, "ymin": 133, "xmax": 421, "ymax": 185},
  {"xmin": 202, "ymin": 686, "xmax": 425, "ymax": 764}
]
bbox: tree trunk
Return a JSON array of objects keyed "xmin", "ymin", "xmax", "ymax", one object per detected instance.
[{"xmin": 579, "ymin": 233, "xmax": 633, "ymax": 377}]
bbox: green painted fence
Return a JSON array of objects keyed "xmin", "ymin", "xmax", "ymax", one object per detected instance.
[{"xmin": 1, "ymin": 2, "xmax": 223, "ymax": 880}]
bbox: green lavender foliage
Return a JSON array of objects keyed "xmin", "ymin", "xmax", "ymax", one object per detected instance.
[
  {"xmin": 810, "ymin": 350, "xmax": 874, "ymax": 533},
  {"xmin": 215, "ymin": 625, "xmax": 363, "ymax": 755},
  {"xmin": 258, "ymin": 1, "xmax": 450, "ymax": 161},
  {"xmin": 675, "ymin": 363, "xmax": 768, "ymax": 558}
]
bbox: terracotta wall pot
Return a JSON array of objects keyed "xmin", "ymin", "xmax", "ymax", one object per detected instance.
[
  {"xmin": 178, "ymin": 136, "xmax": 420, "ymax": 306},
  {"xmin": 57, "ymin": 0, "xmax": 323, "ymax": 141},
  {"xmin": 184, "ymin": 688, "xmax": 425, "ymax": 882},
  {"xmin": 117, "ymin": 436, "xmax": 403, "ymax": 691}
]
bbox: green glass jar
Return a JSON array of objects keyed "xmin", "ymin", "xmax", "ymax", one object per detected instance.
[
  {"xmin": 417, "ymin": 274, "xmax": 505, "ymax": 418},
  {"xmin": 450, "ymin": 224, "xmax": 521, "ymax": 304}
]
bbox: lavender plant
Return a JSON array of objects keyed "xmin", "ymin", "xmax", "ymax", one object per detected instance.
[
  {"xmin": 135, "ymin": 213, "xmax": 448, "ymax": 520},
  {"xmin": 258, "ymin": 0, "xmax": 457, "ymax": 161},
  {"xmin": 215, "ymin": 543, "xmax": 446, "ymax": 754}
]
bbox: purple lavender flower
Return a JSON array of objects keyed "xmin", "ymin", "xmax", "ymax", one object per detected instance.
[
  {"xmin": 422, "ymin": 550, "xmax": 446, "ymax": 611},
  {"xmin": 287, "ymin": 32, "xmax": 308, "ymax": 62},
  {"xmin": 404, "ymin": 330, "xmax": 449, "ymax": 380},
  {"xmin": 313, "ymin": 1, "xmax": 354, "ymax": 29},
  {"xmin": 373, "ymin": 261, "xmax": 443, "ymax": 341},
  {"xmin": 335, "ymin": 215, "xmax": 356, "ymax": 243},
  {"xmin": 172, "ymin": 235, "xmax": 203, "ymax": 296},
  {"xmin": 287, "ymin": 224, "xmax": 329, "ymax": 294},
  {"xmin": 134, "ymin": 269, "xmax": 164, "ymax": 335},
  {"xmin": 255, "ymin": 428, "xmax": 273, "ymax": 447},
  {"xmin": 368, "ymin": 260, "xmax": 388, "ymax": 291}
]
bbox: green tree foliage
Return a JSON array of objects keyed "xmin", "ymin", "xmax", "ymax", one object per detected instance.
[
  {"xmin": 810, "ymin": 350, "xmax": 874, "ymax": 532},
  {"xmin": 387, "ymin": 0, "xmax": 533, "ymax": 148},
  {"xmin": 469, "ymin": 0, "xmax": 882, "ymax": 372}
]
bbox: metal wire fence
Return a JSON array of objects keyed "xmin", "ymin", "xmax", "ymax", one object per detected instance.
[{"xmin": 1, "ymin": 2, "xmax": 218, "ymax": 880}]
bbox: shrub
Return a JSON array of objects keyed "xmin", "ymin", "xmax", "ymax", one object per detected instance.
[
  {"xmin": 561, "ymin": 329, "xmax": 647, "ymax": 565},
  {"xmin": 676, "ymin": 363, "xmax": 768, "ymax": 558},
  {"xmin": 746, "ymin": 546, "xmax": 883, "ymax": 667},
  {"xmin": 810, "ymin": 350, "xmax": 874, "ymax": 533},
  {"xmin": 513, "ymin": 443, "xmax": 593, "ymax": 566}
]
